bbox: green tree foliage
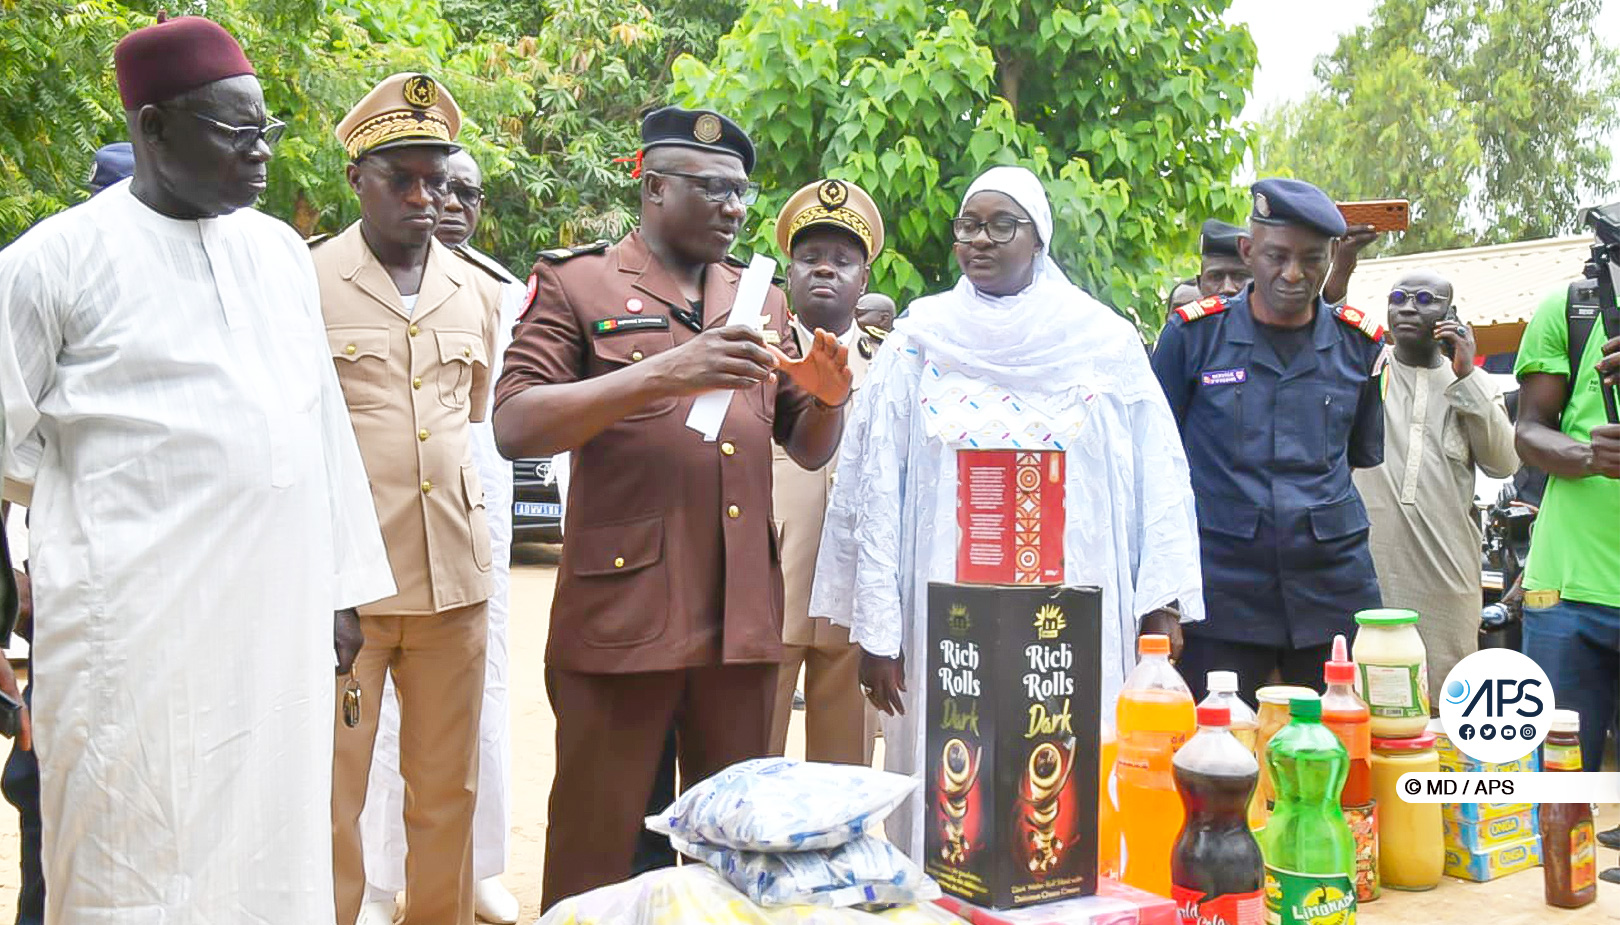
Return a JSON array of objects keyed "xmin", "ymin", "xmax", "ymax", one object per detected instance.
[
  {"xmin": 1256, "ymin": 0, "xmax": 1620, "ymax": 254},
  {"xmin": 671, "ymin": 0, "xmax": 1257, "ymax": 333},
  {"xmin": 0, "ymin": 0, "xmax": 741, "ymax": 269}
]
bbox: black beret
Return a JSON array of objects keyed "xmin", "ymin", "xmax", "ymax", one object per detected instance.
[
  {"xmin": 1199, "ymin": 219, "xmax": 1247, "ymax": 257},
  {"xmin": 1250, "ymin": 177, "xmax": 1347, "ymax": 238},
  {"xmin": 640, "ymin": 106, "xmax": 755, "ymax": 174}
]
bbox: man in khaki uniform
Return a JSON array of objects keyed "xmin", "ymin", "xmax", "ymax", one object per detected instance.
[
  {"xmin": 494, "ymin": 107, "xmax": 853, "ymax": 910},
  {"xmin": 312, "ymin": 73, "xmax": 500, "ymax": 925},
  {"xmin": 768, "ymin": 179, "xmax": 885, "ymax": 764}
]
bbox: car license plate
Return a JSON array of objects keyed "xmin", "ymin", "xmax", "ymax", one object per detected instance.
[{"xmin": 514, "ymin": 502, "xmax": 562, "ymax": 518}]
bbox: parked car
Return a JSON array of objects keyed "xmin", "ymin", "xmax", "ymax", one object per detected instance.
[{"xmin": 512, "ymin": 456, "xmax": 564, "ymax": 544}]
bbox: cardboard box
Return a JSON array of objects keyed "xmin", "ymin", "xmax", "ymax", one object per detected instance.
[
  {"xmin": 1443, "ymin": 801, "xmax": 1536, "ymax": 824},
  {"xmin": 925, "ymin": 583, "xmax": 1102, "ymax": 908},
  {"xmin": 935, "ymin": 877, "xmax": 1175, "ymax": 925},
  {"xmin": 1443, "ymin": 835, "xmax": 1542, "ymax": 882},
  {"xmin": 1444, "ymin": 808, "xmax": 1539, "ymax": 851},
  {"xmin": 956, "ymin": 451, "xmax": 1065, "ymax": 585}
]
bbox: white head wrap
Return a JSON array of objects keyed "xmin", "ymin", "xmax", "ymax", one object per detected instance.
[{"xmin": 893, "ymin": 165, "xmax": 1154, "ymax": 434}]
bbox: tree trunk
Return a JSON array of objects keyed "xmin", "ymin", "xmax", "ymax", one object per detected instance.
[{"xmin": 997, "ymin": 50, "xmax": 1024, "ymax": 116}]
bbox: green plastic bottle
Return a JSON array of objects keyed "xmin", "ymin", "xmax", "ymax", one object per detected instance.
[{"xmin": 1260, "ymin": 696, "xmax": 1358, "ymax": 925}]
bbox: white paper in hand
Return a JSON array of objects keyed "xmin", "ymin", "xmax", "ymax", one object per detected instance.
[{"xmin": 685, "ymin": 253, "xmax": 777, "ymax": 442}]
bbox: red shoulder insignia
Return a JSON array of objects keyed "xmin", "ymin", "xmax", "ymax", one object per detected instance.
[
  {"xmin": 1334, "ymin": 304, "xmax": 1385, "ymax": 341},
  {"xmin": 1173, "ymin": 294, "xmax": 1229, "ymax": 323}
]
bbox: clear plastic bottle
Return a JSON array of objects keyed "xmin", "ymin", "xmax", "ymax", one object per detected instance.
[
  {"xmin": 1201, "ymin": 670, "xmax": 1259, "ymax": 753},
  {"xmin": 1116, "ymin": 634, "xmax": 1196, "ymax": 897},
  {"xmin": 1320, "ymin": 635, "xmax": 1372, "ymax": 807},
  {"xmin": 1172, "ymin": 705, "xmax": 1265, "ymax": 925}
]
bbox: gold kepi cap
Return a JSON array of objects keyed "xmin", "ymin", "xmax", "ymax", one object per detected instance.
[
  {"xmin": 774, "ymin": 178, "xmax": 884, "ymax": 261},
  {"xmin": 336, "ymin": 73, "xmax": 462, "ymax": 160}
]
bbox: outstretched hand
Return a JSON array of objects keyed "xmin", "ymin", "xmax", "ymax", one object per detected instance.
[{"xmin": 769, "ymin": 327, "xmax": 852, "ymax": 407}]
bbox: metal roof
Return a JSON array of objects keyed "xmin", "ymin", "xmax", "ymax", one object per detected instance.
[{"xmin": 1344, "ymin": 234, "xmax": 1593, "ymax": 330}]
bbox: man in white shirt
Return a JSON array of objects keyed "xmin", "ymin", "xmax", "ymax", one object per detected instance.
[
  {"xmin": 0, "ymin": 16, "xmax": 394, "ymax": 923},
  {"xmin": 1354, "ymin": 271, "xmax": 1518, "ymax": 687}
]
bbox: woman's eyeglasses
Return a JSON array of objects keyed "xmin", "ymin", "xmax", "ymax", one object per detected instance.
[
  {"xmin": 1388, "ymin": 288, "xmax": 1446, "ymax": 307},
  {"xmin": 951, "ymin": 216, "xmax": 1034, "ymax": 244},
  {"xmin": 179, "ymin": 109, "xmax": 286, "ymax": 153}
]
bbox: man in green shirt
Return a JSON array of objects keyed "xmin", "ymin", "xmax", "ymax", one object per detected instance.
[{"xmin": 1513, "ymin": 285, "xmax": 1620, "ymax": 780}]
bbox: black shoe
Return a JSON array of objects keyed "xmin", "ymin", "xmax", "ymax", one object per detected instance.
[
  {"xmin": 1599, "ymin": 825, "xmax": 1620, "ymax": 851},
  {"xmin": 1599, "ymin": 867, "xmax": 1620, "ymax": 886}
]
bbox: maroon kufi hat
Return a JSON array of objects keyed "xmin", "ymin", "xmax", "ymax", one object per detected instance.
[{"xmin": 114, "ymin": 15, "xmax": 255, "ymax": 110}]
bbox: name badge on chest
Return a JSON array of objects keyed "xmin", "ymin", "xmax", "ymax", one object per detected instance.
[
  {"xmin": 593, "ymin": 315, "xmax": 669, "ymax": 336},
  {"xmin": 1201, "ymin": 367, "xmax": 1247, "ymax": 386}
]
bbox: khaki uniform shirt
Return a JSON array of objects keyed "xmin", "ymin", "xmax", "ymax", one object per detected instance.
[
  {"xmin": 772, "ymin": 321, "xmax": 871, "ymax": 648},
  {"xmin": 313, "ymin": 222, "xmax": 498, "ymax": 616},
  {"xmin": 495, "ymin": 230, "xmax": 824, "ymax": 674}
]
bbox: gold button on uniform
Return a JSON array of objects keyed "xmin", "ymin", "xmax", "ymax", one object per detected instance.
[
  {"xmin": 614, "ymin": 556, "xmax": 626, "ymax": 568},
  {"xmin": 630, "ymin": 350, "xmax": 644, "ymax": 362},
  {"xmin": 463, "ymin": 347, "xmax": 472, "ymax": 357},
  {"xmin": 409, "ymin": 324, "xmax": 420, "ymax": 337},
  {"xmin": 344, "ymin": 344, "xmax": 357, "ymax": 356},
  {"xmin": 727, "ymin": 504, "xmax": 741, "ymax": 519},
  {"xmin": 720, "ymin": 442, "xmax": 736, "ymax": 456},
  {"xmin": 412, "ymin": 377, "xmax": 422, "ymax": 389},
  {"xmin": 418, "ymin": 429, "xmax": 430, "ymax": 442},
  {"xmin": 421, "ymin": 480, "xmax": 433, "ymax": 494}
]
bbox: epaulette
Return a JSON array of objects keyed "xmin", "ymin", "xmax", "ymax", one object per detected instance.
[
  {"xmin": 305, "ymin": 233, "xmax": 332, "ymax": 248},
  {"xmin": 1334, "ymin": 304, "xmax": 1386, "ymax": 342},
  {"xmin": 536, "ymin": 239, "xmax": 610, "ymax": 263},
  {"xmin": 450, "ymin": 244, "xmax": 520, "ymax": 284},
  {"xmin": 1172, "ymin": 294, "xmax": 1228, "ymax": 323}
]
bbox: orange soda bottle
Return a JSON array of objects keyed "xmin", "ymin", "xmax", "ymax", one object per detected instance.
[
  {"xmin": 1099, "ymin": 717, "xmax": 1120, "ymax": 879},
  {"xmin": 1116, "ymin": 634, "xmax": 1196, "ymax": 896}
]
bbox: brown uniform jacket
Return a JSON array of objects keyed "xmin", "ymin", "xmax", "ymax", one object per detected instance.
[
  {"xmin": 772, "ymin": 321, "xmax": 871, "ymax": 648},
  {"xmin": 313, "ymin": 222, "xmax": 498, "ymax": 616},
  {"xmin": 495, "ymin": 230, "xmax": 820, "ymax": 674}
]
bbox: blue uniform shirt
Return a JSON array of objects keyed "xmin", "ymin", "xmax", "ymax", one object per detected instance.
[{"xmin": 1151, "ymin": 287, "xmax": 1386, "ymax": 648}]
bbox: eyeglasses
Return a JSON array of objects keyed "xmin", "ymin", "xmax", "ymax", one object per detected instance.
[
  {"xmin": 951, "ymin": 216, "xmax": 1034, "ymax": 244},
  {"xmin": 1388, "ymin": 288, "xmax": 1447, "ymax": 307},
  {"xmin": 179, "ymin": 109, "xmax": 286, "ymax": 153},
  {"xmin": 649, "ymin": 170, "xmax": 760, "ymax": 205},
  {"xmin": 447, "ymin": 181, "xmax": 484, "ymax": 207},
  {"xmin": 358, "ymin": 159, "xmax": 451, "ymax": 198}
]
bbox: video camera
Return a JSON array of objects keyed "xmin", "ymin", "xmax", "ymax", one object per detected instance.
[{"xmin": 1579, "ymin": 202, "xmax": 1620, "ymax": 423}]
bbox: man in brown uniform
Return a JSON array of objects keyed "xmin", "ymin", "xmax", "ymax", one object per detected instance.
[
  {"xmin": 768, "ymin": 179, "xmax": 885, "ymax": 764},
  {"xmin": 494, "ymin": 106, "xmax": 853, "ymax": 909},
  {"xmin": 313, "ymin": 73, "xmax": 500, "ymax": 925}
]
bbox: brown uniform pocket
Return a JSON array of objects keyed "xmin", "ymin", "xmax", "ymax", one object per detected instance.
[
  {"xmin": 436, "ymin": 330, "xmax": 488, "ymax": 412},
  {"xmin": 567, "ymin": 513, "xmax": 669, "ymax": 647}
]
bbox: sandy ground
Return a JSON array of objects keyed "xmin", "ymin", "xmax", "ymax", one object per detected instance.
[{"xmin": 0, "ymin": 548, "xmax": 1614, "ymax": 923}]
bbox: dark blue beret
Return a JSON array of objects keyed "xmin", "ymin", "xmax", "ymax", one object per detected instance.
[
  {"xmin": 641, "ymin": 106, "xmax": 755, "ymax": 174},
  {"xmin": 1199, "ymin": 219, "xmax": 1247, "ymax": 257},
  {"xmin": 88, "ymin": 142, "xmax": 135, "ymax": 193},
  {"xmin": 1250, "ymin": 177, "xmax": 1346, "ymax": 238}
]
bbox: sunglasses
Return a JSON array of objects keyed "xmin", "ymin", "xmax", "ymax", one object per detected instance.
[
  {"xmin": 951, "ymin": 216, "xmax": 1034, "ymax": 245},
  {"xmin": 1388, "ymin": 288, "xmax": 1447, "ymax": 307},
  {"xmin": 649, "ymin": 170, "xmax": 760, "ymax": 205},
  {"xmin": 179, "ymin": 109, "xmax": 286, "ymax": 153}
]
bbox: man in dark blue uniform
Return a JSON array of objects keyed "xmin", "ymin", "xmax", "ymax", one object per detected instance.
[{"xmin": 1152, "ymin": 178, "xmax": 1386, "ymax": 701}]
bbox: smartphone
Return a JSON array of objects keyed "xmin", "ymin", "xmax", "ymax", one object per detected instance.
[
  {"xmin": 1336, "ymin": 199, "xmax": 1410, "ymax": 233},
  {"xmin": 1439, "ymin": 307, "xmax": 1469, "ymax": 359},
  {"xmin": 0, "ymin": 689, "xmax": 21, "ymax": 739}
]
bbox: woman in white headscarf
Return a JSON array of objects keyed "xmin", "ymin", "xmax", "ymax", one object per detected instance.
[{"xmin": 808, "ymin": 165, "xmax": 1204, "ymax": 859}]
